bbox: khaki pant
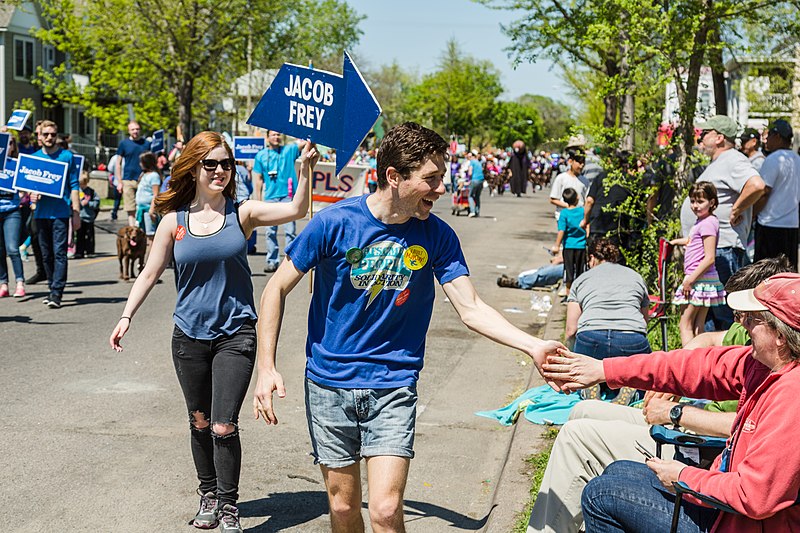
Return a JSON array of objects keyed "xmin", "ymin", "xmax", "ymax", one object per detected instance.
[
  {"xmin": 527, "ymin": 400, "xmax": 674, "ymax": 533},
  {"xmin": 122, "ymin": 180, "xmax": 138, "ymax": 213}
]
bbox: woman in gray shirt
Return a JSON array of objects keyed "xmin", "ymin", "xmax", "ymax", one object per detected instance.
[{"xmin": 565, "ymin": 238, "xmax": 651, "ymax": 402}]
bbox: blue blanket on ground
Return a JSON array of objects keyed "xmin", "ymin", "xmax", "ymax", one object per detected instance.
[{"xmin": 475, "ymin": 385, "xmax": 581, "ymax": 426}]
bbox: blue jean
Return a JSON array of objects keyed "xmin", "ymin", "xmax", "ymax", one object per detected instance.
[
  {"xmin": 36, "ymin": 217, "xmax": 69, "ymax": 298},
  {"xmin": 305, "ymin": 378, "xmax": 417, "ymax": 468},
  {"xmin": 0, "ymin": 209, "xmax": 24, "ymax": 283},
  {"xmin": 582, "ymin": 460, "xmax": 718, "ymax": 533},
  {"xmin": 707, "ymin": 247, "xmax": 749, "ymax": 330},
  {"xmin": 468, "ymin": 181, "xmax": 483, "ymax": 215},
  {"xmin": 574, "ymin": 329, "xmax": 651, "ymax": 361},
  {"xmin": 518, "ymin": 264, "xmax": 564, "ymax": 289},
  {"xmin": 265, "ymin": 196, "xmax": 296, "ymax": 267}
]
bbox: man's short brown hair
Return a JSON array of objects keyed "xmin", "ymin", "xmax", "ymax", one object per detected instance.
[
  {"xmin": 39, "ymin": 120, "xmax": 58, "ymax": 131},
  {"xmin": 376, "ymin": 122, "xmax": 448, "ymax": 189}
]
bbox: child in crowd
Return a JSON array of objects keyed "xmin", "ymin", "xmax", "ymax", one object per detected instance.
[
  {"xmin": 670, "ymin": 181, "xmax": 726, "ymax": 346},
  {"xmin": 74, "ymin": 172, "xmax": 100, "ymax": 258},
  {"xmin": 551, "ymin": 187, "xmax": 587, "ymax": 297},
  {"xmin": 135, "ymin": 152, "xmax": 162, "ymax": 253}
]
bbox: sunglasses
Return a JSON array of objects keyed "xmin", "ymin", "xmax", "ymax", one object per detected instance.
[
  {"xmin": 41, "ymin": 132, "xmax": 57, "ymax": 138},
  {"xmin": 200, "ymin": 158, "xmax": 234, "ymax": 171}
]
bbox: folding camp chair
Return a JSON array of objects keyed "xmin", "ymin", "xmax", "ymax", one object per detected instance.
[{"xmin": 648, "ymin": 237, "xmax": 674, "ymax": 351}]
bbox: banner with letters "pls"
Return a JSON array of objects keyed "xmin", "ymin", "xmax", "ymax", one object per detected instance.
[{"xmin": 294, "ymin": 160, "xmax": 369, "ymax": 212}]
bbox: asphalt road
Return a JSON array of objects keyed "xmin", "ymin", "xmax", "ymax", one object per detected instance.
[{"xmin": 2, "ymin": 187, "xmax": 559, "ymax": 532}]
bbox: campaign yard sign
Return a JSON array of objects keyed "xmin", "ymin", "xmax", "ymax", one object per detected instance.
[
  {"xmin": 151, "ymin": 129, "xmax": 165, "ymax": 153},
  {"xmin": 72, "ymin": 154, "xmax": 85, "ymax": 180},
  {"xmin": 294, "ymin": 160, "xmax": 368, "ymax": 212},
  {"xmin": 6, "ymin": 110, "xmax": 31, "ymax": 131},
  {"xmin": 13, "ymin": 154, "xmax": 69, "ymax": 199},
  {"xmin": 0, "ymin": 157, "xmax": 16, "ymax": 193},
  {"xmin": 0, "ymin": 132, "xmax": 9, "ymax": 171},
  {"xmin": 247, "ymin": 51, "xmax": 381, "ymax": 177},
  {"xmin": 233, "ymin": 137, "xmax": 266, "ymax": 160}
]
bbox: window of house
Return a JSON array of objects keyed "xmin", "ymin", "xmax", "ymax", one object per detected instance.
[
  {"xmin": 13, "ymin": 36, "xmax": 36, "ymax": 80},
  {"xmin": 44, "ymin": 45, "xmax": 55, "ymax": 72}
]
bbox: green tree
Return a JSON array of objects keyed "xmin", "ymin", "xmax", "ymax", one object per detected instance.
[
  {"xmin": 517, "ymin": 94, "xmax": 574, "ymax": 149},
  {"xmin": 492, "ymin": 100, "xmax": 544, "ymax": 149},
  {"xmin": 403, "ymin": 39, "xmax": 503, "ymax": 148},
  {"xmin": 33, "ymin": 0, "xmax": 363, "ymax": 137},
  {"xmin": 363, "ymin": 61, "xmax": 418, "ymax": 130}
]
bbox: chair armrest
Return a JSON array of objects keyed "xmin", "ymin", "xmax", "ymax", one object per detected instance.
[
  {"xmin": 673, "ymin": 481, "xmax": 739, "ymax": 515},
  {"xmin": 650, "ymin": 425, "xmax": 728, "ymax": 450}
]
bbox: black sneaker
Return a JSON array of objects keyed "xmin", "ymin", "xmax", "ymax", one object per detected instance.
[
  {"xmin": 47, "ymin": 297, "xmax": 62, "ymax": 309},
  {"xmin": 218, "ymin": 504, "xmax": 242, "ymax": 533},
  {"xmin": 263, "ymin": 264, "xmax": 278, "ymax": 273},
  {"xmin": 190, "ymin": 490, "xmax": 219, "ymax": 529},
  {"xmin": 496, "ymin": 275, "xmax": 520, "ymax": 289},
  {"xmin": 26, "ymin": 272, "xmax": 47, "ymax": 285}
]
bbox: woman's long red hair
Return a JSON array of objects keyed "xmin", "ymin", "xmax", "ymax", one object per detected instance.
[{"xmin": 154, "ymin": 131, "xmax": 237, "ymax": 214}]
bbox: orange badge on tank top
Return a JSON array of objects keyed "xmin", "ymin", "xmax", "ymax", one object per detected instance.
[{"xmin": 176, "ymin": 225, "xmax": 186, "ymax": 241}]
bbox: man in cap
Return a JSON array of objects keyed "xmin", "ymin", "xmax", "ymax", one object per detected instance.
[
  {"xmin": 739, "ymin": 128, "xmax": 765, "ymax": 170},
  {"xmin": 692, "ymin": 114, "xmax": 765, "ymax": 328},
  {"xmin": 753, "ymin": 119, "xmax": 800, "ymax": 267}
]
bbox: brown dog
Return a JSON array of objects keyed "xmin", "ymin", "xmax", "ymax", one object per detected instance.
[{"xmin": 116, "ymin": 226, "xmax": 146, "ymax": 281}]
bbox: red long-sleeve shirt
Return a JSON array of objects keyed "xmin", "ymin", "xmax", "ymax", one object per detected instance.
[{"xmin": 605, "ymin": 345, "xmax": 800, "ymax": 532}]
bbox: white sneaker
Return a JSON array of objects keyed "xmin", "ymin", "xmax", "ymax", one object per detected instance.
[{"xmin": 468, "ymin": 213, "xmax": 477, "ymax": 218}]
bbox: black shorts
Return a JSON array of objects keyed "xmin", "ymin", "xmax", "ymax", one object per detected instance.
[{"xmin": 563, "ymin": 248, "xmax": 587, "ymax": 285}]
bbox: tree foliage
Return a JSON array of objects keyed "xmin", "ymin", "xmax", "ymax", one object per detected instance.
[
  {"xmin": 33, "ymin": 0, "xmax": 363, "ymax": 136},
  {"xmin": 402, "ymin": 39, "xmax": 503, "ymax": 146},
  {"xmin": 492, "ymin": 100, "xmax": 545, "ymax": 149}
]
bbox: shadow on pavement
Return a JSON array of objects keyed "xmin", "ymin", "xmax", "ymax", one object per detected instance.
[
  {"xmin": 67, "ymin": 280, "xmax": 119, "ymax": 288},
  {"xmin": 402, "ymin": 500, "xmax": 492, "ymax": 530},
  {"xmin": 0, "ymin": 315, "xmax": 33, "ymax": 323},
  {"xmin": 239, "ymin": 490, "xmax": 328, "ymax": 532}
]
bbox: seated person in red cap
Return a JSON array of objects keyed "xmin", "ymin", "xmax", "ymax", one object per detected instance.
[{"xmin": 542, "ymin": 273, "xmax": 800, "ymax": 533}]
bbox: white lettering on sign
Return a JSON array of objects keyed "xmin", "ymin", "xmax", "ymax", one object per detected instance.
[
  {"xmin": 284, "ymin": 73, "xmax": 333, "ymax": 131},
  {"xmin": 19, "ymin": 164, "xmax": 60, "ymax": 184},
  {"xmin": 237, "ymin": 143, "xmax": 263, "ymax": 153}
]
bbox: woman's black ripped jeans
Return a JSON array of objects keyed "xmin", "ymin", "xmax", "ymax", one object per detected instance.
[{"xmin": 172, "ymin": 320, "xmax": 256, "ymax": 506}]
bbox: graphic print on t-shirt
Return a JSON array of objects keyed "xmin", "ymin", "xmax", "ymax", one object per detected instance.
[{"xmin": 350, "ymin": 241, "xmax": 428, "ymax": 308}]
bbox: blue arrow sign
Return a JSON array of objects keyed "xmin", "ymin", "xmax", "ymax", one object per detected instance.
[{"xmin": 246, "ymin": 51, "xmax": 381, "ymax": 177}]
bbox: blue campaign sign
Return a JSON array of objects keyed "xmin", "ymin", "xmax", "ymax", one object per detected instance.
[
  {"xmin": 233, "ymin": 137, "xmax": 266, "ymax": 160},
  {"xmin": 0, "ymin": 157, "xmax": 16, "ymax": 193},
  {"xmin": 247, "ymin": 51, "xmax": 381, "ymax": 176},
  {"xmin": 0, "ymin": 132, "xmax": 9, "ymax": 171},
  {"xmin": 72, "ymin": 154, "xmax": 85, "ymax": 179},
  {"xmin": 6, "ymin": 109, "xmax": 31, "ymax": 131},
  {"xmin": 12, "ymin": 154, "xmax": 68, "ymax": 199},
  {"xmin": 151, "ymin": 129, "xmax": 165, "ymax": 153}
]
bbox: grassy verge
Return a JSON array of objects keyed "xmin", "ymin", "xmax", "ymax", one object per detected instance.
[{"xmin": 512, "ymin": 427, "xmax": 560, "ymax": 533}]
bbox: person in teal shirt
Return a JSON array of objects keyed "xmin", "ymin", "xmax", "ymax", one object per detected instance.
[
  {"xmin": 467, "ymin": 151, "xmax": 484, "ymax": 217},
  {"xmin": 251, "ymin": 130, "xmax": 306, "ymax": 272},
  {"xmin": 552, "ymin": 187, "xmax": 587, "ymax": 294}
]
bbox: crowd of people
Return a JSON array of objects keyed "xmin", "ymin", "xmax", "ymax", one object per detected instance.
[{"xmin": 3, "ymin": 110, "xmax": 800, "ymax": 533}]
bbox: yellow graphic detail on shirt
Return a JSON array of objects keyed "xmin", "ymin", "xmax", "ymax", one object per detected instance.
[
  {"xmin": 403, "ymin": 245, "xmax": 428, "ymax": 271},
  {"xmin": 350, "ymin": 241, "xmax": 414, "ymax": 309}
]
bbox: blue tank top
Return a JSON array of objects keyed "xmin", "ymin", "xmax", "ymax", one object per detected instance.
[{"xmin": 173, "ymin": 198, "xmax": 257, "ymax": 339}]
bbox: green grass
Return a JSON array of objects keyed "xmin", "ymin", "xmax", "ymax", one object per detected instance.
[
  {"xmin": 647, "ymin": 312, "xmax": 682, "ymax": 351},
  {"xmin": 100, "ymin": 198, "xmax": 115, "ymax": 208},
  {"xmin": 512, "ymin": 427, "xmax": 560, "ymax": 533}
]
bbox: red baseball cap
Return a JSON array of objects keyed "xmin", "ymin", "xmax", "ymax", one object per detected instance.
[{"xmin": 727, "ymin": 273, "xmax": 800, "ymax": 330}]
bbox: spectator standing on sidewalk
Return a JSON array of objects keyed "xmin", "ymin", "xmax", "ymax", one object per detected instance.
[
  {"xmin": 117, "ymin": 121, "xmax": 150, "ymax": 227},
  {"xmin": 30, "ymin": 120, "xmax": 81, "ymax": 309},
  {"xmin": 74, "ymin": 172, "xmax": 100, "ymax": 259},
  {"xmin": 739, "ymin": 128, "xmax": 765, "ymax": 171},
  {"xmin": 753, "ymin": 119, "xmax": 800, "ymax": 268},
  {"xmin": 550, "ymin": 150, "xmax": 587, "ymax": 221},
  {"xmin": 551, "ymin": 188, "xmax": 587, "ymax": 296},
  {"xmin": 467, "ymin": 150, "xmax": 484, "ymax": 217}
]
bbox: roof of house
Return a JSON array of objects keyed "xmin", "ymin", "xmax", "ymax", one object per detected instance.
[{"xmin": 0, "ymin": 4, "xmax": 16, "ymax": 29}]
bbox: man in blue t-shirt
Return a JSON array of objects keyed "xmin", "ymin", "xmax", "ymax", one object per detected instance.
[
  {"xmin": 30, "ymin": 120, "xmax": 81, "ymax": 309},
  {"xmin": 467, "ymin": 150, "xmax": 484, "ymax": 217},
  {"xmin": 253, "ymin": 122, "xmax": 566, "ymax": 532},
  {"xmin": 116, "ymin": 121, "xmax": 149, "ymax": 227},
  {"xmin": 252, "ymin": 130, "xmax": 306, "ymax": 272}
]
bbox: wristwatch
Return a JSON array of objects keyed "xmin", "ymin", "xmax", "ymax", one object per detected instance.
[{"xmin": 669, "ymin": 404, "xmax": 685, "ymax": 427}]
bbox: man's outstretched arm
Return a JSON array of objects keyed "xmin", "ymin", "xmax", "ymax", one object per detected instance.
[
  {"xmin": 253, "ymin": 257, "xmax": 305, "ymax": 425},
  {"xmin": 442, "ymin": 275, "xmax": 566, "ymax": 391}
]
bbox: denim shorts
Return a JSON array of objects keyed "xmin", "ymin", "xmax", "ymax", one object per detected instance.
[{"xmin": 304, "ymin": 378, "xmax": 417, "ymax": 468}]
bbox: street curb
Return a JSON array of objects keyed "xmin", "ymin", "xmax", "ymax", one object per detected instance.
[{"xmin": 483, "ymin": 289, "xmax": 567, "ymax": 532}]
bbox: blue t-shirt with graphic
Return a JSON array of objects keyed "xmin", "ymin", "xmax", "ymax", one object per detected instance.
[
  {"xmin": 32, "ymin": 148, "xmax": 80, "ymax": 219},
  {"xmin": 469, "ymin": 159, "xmax": 484, "ymax": 182},
  {"xmin": 286, "ymin": 195, "xmax": 470, "ymax": 388},
  {"xmin": 557, "ymin": 205, "xmax": 587, "ymax": 249},
  {"xmin": 253, "ymin": 143, "xmax": 300, "ymax": 200}
]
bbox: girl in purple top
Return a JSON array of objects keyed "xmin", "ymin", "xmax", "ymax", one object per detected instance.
[{"xmin": 670, "ymin": 181, "xmax": 726, "ymax": 346}]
